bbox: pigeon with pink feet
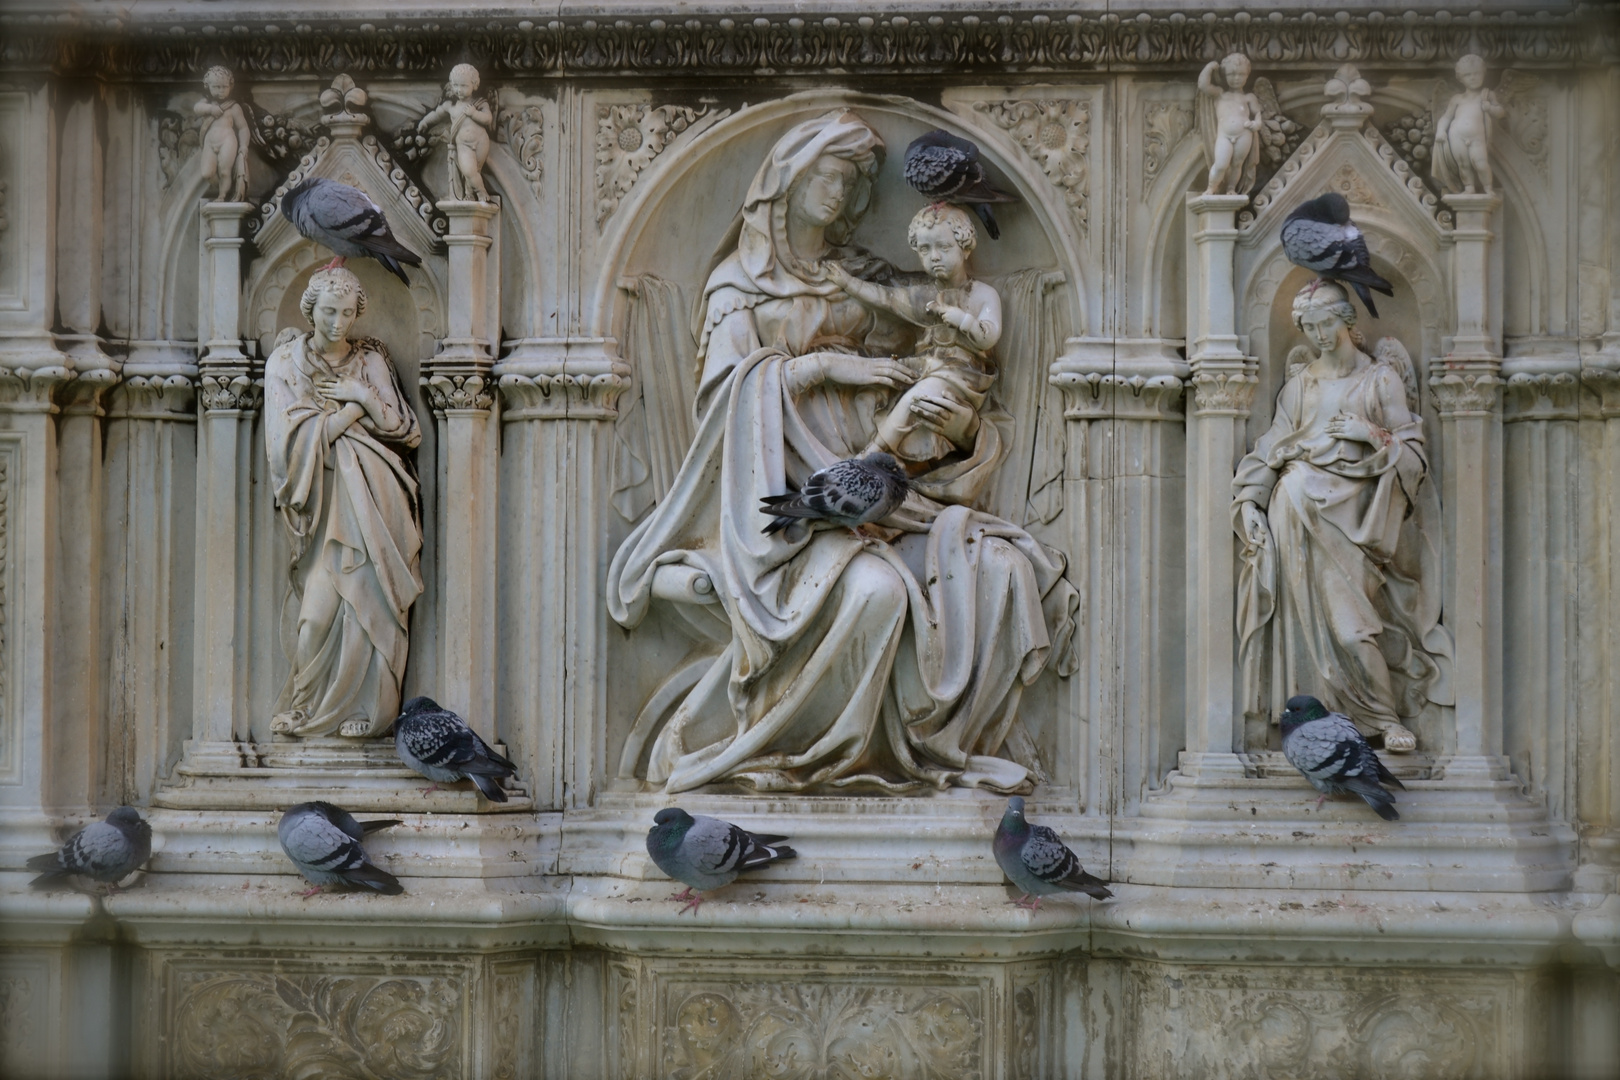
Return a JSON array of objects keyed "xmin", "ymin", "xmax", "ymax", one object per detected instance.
[
  {"xmin": 279, "ymin": 177, "xmax": 422, "ymax": 284},
  {"xmin": 992, "ymin": 796, "xmax": 1112, "ymax": 911},
  {"xmin": 645, "ymin": 808, "xmax": 796, "ymax": 915}
]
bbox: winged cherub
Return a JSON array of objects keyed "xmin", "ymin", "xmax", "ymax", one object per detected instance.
[{"xmin": 1197, "ymin": 54, "xmax": 1292, "ymax": 197}]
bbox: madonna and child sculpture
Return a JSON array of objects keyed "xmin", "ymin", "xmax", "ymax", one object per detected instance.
[
  {"xmin": 266, "ymin": 267, "xmax": 425, "ymax": 738},
  {"xmin": 608, "ymin": 109, "xmax": 1078, "ymax": 795},
  {"xmin": 1234, "ymin": 281, "xmax": 1453, "ymax": 753}
]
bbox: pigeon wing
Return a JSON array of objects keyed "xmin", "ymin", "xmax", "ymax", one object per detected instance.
[{"xmin": 1281, "ymin": 218, "xmax": 1345, "ymax": 272}]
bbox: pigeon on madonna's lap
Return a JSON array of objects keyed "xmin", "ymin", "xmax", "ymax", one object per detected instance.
[
  {"xmin": 993, "ymin": 797, "xmax": 1113, "ymax": 911},
  {"xmin": 279, "ymin": 177, "xmax": 423, "ymax": 284},
  {"xmin": 903, "ymin": 129, "xmax": 1018, "ymax": 240},
  {"xmin": 1281, "ymin": 192, "xmax": 1395, "ymax": 318},
  {"xmin": 278, "ymin": 801, "xmax": 404, "ymax": 897},
  {"xmin": 645, "ymin": 808, "xmax": 796, "ymax": 915},
  {"xmin": 760, "ymin": 452, "xmax": 911, "ymax": 541},
  {"xmin": 1280, "ymin": 694, "xmax": 1406, "ymax": 821},
  {"xmin": 393, "ymin": 696, "xmax": 517, "ymax": 802},
  {"xmin": 27, "ymin": 806, "xmax": 152, "ymax": 890}
]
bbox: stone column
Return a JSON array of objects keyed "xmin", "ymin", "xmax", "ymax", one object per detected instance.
[
  {"xmin": 1430, "ymin": 192, "xmax": 1505, "ymax": 770},
  {"xmin": 496, "ymin": 338, "xmax": 629, "ymax": 809},
  {"xmin": 425, "ymin": 201, "xmax": 500, "ymax": 742},
  {"xmin": 187, "ymin": 201, "xmax": 259, "ymax": 766},
  {"xmin": 1580, "ymin": 365, "xmax": 1620, "ymax": 885},
  {"xmin": 1179, "ymin": 194, "xmax": 1258, "ymax": 778}
]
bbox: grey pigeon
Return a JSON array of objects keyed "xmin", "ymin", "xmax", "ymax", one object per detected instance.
[
  {"xmin": 645, "ymin": 808, "xmax": 796, "ymax": 915},
  {"xmin": 992, "ymin": 797, "xmax": 1112, "ymax": 911},
  {"xmin": 1280, "ymin": 694, "xmax": 1406, "ymax": 821},
  {"xmin": 279, "ymin": 177, "xmax": 423, "ymax": 284},
  {"xmin": 760, "ymin": 452, "xmax": 910, "ymax": 540},
  {"xmin": 1281, "ymin": 192, "xmax": 1395, "ymax": 318},
  {"xmin": 903, "ymin": 129, "xmax": 1019, "ymax": 239},
  {"xmin": 27, "ymin": 806, "xmax": 152, "ymax": 890},
  {"xmin": 277, "ymin": 801, "xmax": 403, "ymax": 897},
  {"xmin": 393, "ymin": 696, "xmax": 518, "ymax": 803}
]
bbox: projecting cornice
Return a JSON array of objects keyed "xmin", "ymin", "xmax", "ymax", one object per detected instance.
[{"xmin": 1, "ymin": 5, "xmax": 1615, "ymax": 79}]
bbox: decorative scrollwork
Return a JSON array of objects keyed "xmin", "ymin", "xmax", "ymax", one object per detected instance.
[
  {"xmin": 500, "ymin": 105, "xmax": 544, "ymax": 200},
  {"xmin": 594, "ymin": 103, "xmax": 712, "ymax": 226},
  {"xmin": 973, "ymin": 98, "xmax": 1090, "ymax": 234}
]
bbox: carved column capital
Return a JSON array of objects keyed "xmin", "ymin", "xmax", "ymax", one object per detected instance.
[
  {"xmin": 197, "ymin": 369, "xmax": 263, "ymax": 414},
  {"xmin": 1429, "ymin": 366, "xmax": 1502, "ymax": 417},
  {"xmin": 0, "ymin": 364, "xmax": 72, "ymax": 413},
  {"xmin": 497, "ymin": 368, "xmax": 631, "ymax": 420},
  {"xmin": 1502, "ymin": 370, "xmax": 1582, "ymax": 421},
  {"xmin": 424, "ymin": 372, "xmax": 495, "ymax": 413},
  {"xmin": 1051, "ymin": 372, "xmax": 1184, "ymax": 421},
  {"xmin": 1189, "ymin": 365, "xmax": 1260, "ymax": 417},
  {"xmin": 109, "ymin": 374, "xmax": 198, "ymax": 420},
  {"xmin": 1582, "ymin": 366, "xmax": 1620, "ymax": 418}
]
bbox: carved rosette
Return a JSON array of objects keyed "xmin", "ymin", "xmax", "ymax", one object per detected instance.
[
  {"xmin": 424, "ymin": 373, "xmax": 495, "ymax": 413},
  {"xmin": 1190, "ymin": 366, "xmax": 1260, "ymax": 417},
  {"xmin": 498, "ymin": 368, "xmax": 631, "ymax": 421},
  {"xmin": 1429, "ymin": 368, "xmax": 1501, "ymax": 416},
  {"xmin": 973, "ymin": 98, "xmax": 1090, "ymax": 233},
  {"xmin": 1052, "ymin": 372, "xmax": 1184, "ymax": 422},
  {"xmin": 594, "ymin": 104, "xmax": 712, "ymax": 226},
  {"xmin": 197, "ymin": 371, "xmax": 263, "ymax": 414}
]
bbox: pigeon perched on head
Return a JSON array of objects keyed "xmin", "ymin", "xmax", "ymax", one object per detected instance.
[
  {"xmin": 1281, "ymin": 192, "xmax": 1395, "ymax": 318},
  {"xmin": 277, "ymin": 801, "xmax": 403, "ymax": 897},
  {"xmin": 393, "ymin": 696, "xmax": 518, "ymax": 803},
  {"xmin": 1279, "ymin": 694, "xmax": 1406, "ymax": 821},
  {"xmin": 760, "ymin": 452, "xmax": 911, "ymax": 540},
  {"xmin": 26, "ymin": 806, "xmax": 152, "ymax": 890},
  {"xmin": 903, "ymin": 129, "xmax": 1018, "ymax": 240},
  {"xmin": 993, "ymin": 797, "xmax": 1112, "ymax": 911},
  {"xmin": 279, "ymin": 177, "xmax": 423, "ymax": 284},
  {"xmin": 645, "ymin": 808, "xmax": 796, "ymax": 915}
]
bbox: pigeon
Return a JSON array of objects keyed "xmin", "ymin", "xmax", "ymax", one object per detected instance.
[
  {"xmin": 393, "ymin": 696, "xmax": 518, "ymax": 803},
  {"xmin": 760, "ymin": 452, "xmax": 911, "ymax": 540},
  {"xmin": 1279, "ymin": 694, "xmax": 1406, "ymax": 821},
  {"xmin": 903, "ymin": 129, "xmax": 1019, "ymax": 240},
  {"xmin": 993, "ymin": 797, "xmax": 1112, "ymax": 911},
  {"xmin": 279, "ymin": 177, "xmax": 423, "ymax": 284},
  {"xmin": 645, "ymin": 808, "xmax": 796, "ymax": 915},
  {"xmin": 1280, "ymin": 192, "xmax": 1395, "ymax": 318},
  {"xmin": 277, "ymin": 801, "xmax": 404, "ymax": 897},
  {"xmin": 26, "ymin": 806, "xmax": 152, "ymax": 890}
]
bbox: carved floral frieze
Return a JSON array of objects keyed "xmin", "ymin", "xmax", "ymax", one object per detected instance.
[
  {"xmin": 973, "ymin": 98, "xmax": 1090, "ymax": 234},
  {"xmin": 594, "ymin": 103, "xmax": 712, "ymax": 226}
]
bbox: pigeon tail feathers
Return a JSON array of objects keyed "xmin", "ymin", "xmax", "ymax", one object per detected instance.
[
  {"xmin": 345, "ymin": 862, "xmax": 405, "ymax": 895},
  {"xmin": 468, "ymin": 772, "xmax": 510, "ymax": 803},
  {"xmin": 973, "ymin": 203, "xmax": 1002, "ymax": 241}
]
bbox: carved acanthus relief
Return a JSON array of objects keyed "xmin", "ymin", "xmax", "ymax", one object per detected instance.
[
  {"xmin": 499, "ymin": 104, "xmax": 544, "ymax": 200},
  {"xmin": 170, "ymin": 970, "xmax": 463, "ymax": 1079},
  {"xmin": 972, "ymin": 98, "xmax": 1090, "ymax": 233},
  {"xmin": 1142, "ymin": 100, "xmax": 1193, "ymax": 198},
  {"xmin": 594, "ymin": 103, "xmax": 714, "ymax": 226}
]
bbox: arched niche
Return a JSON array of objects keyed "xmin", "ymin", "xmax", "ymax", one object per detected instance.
[{"xmin": 1142, "ymin": 142, "xmax": 1211, "ymax": 344}]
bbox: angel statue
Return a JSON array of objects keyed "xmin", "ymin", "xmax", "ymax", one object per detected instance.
[
  {"xmin": 1197, "ymin": 54, "xmax": 1294, "ymax": 197},
  {"xmin": 1433, "ymin": 54, "xmax": 1505, "ymax": 195},
  {"xmin": 1233, "ymin": 280, "xmax": 1453, "ymax": 753}
]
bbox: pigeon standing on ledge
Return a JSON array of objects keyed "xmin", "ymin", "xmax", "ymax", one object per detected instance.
[
  {"xmin": 903, "ymin": 129, "xmax": 1019, "ymax": 240},
  {"xmin": 393, "ymin": 696, "xmax": 518, "ymax": 803},
  {"xmin": 1281, "ymin": 192, "xmax": 1395, "ymax": 318},
  {"xmin": 280, "ymin": 177, "xmax": 423, "ymax": 284},
  {"xmin": 993, "ymin": 797, "xmax": 1113, "ymax": 911},
  {"xmin": 277, "ymin": 801, "xmax": 404, "ymax": 897},
  {"xmin": 27, "ymin": 806, "xmax": 152, "ymax": 890},
  {"xmin": 645, "ymin": 808, "xmax": 797, "ymax": 915},
  {"xmin": 760, "ymin": 452, "xmax": 911, "ymax": 540},
  {"xmin": 1280, "ymin": 694, "xmax": 1406, "ymax": 821}
]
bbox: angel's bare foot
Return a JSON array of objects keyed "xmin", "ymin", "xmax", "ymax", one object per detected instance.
[
  {"xmin": 1381, "ymin": 724, "xmax": 1417, "ymax": 753},
  {"xmin": 339, "ymin": 718, "xmax": 371, "ymax": 737}
]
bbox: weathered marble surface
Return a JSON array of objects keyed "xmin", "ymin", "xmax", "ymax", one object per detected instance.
[{"xmin": 1, "ymin": 2, "xmax": 1618, "ymax": 1077}]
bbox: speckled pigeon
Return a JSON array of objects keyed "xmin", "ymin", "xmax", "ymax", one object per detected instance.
[
  {"xmin": 1280, "ymin": 694, "xmax": 1406, "ymax": 821},
  {"xmin": 645, "ymin": 808, "xmax": 796, "ymax": 915},
  {"xmin": 27, "ymin": 806, "xmax": 152, "ymax": 890},
  {"xmin": 277, "ymin": 801, "xmax": 403, "ymax": 897},
  {"xmin": 993, "ymin": 797, "xmax": 1112, "ymax": 911},
  {"xmin": 903, "ymin": 129, "xmax": 1018, "ymax": 239},
  {"xmin": 1281, "ymin": 192, "xmax": 1395, "ymax": 318},
  {"xmin": 760, "ymin": 452, "xmax": 911, "ymax": 540},
  {"xmin": 393, "ymin": 696, "xmax": 517, "ymax": 803},
  {"xmin": 279, "ymin": 177, "xmax": 423, "ymax": 284}
]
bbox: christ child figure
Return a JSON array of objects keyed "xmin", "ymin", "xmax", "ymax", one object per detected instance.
[
  {"xmin": 417, "ymin": 63, "xmax": 494, "ymax": 203},
  {"xmin": 823, "ymin": 203, "xmax": 1001, "ymax": 467},
  {"xmin": 1198, "ymin": 53, "xmax": 1264, "ymax": 196},
  {"xmin": 1433, "ymin": 54, "xmax": 1505, "ymax": 195},
  {"xmin": 194, "ymin": 66, "xmax": 250, "ymax": 202}
]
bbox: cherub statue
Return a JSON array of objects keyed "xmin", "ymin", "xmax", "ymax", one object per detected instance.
[
  {"xmin": 417, "ymin": 63, "xmax": 495, "ymax": 203},
  {"xmin": 1432, "ymin": 54, "xmax": 1505, "ymax": 195},
  {"xmin": 1197, "ymin": 54, "xmax": 1264, "ymax": 195},
  {"xmin": 823, "ymin": 203, "xmax": 1001, "ymax": 467},
  {"xmin": 194, "ymin": 65, "xmax": 250, "ymax": 202}
]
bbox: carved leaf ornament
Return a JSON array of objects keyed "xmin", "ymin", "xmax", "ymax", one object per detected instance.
[
  {"xmin": 973, "ymin": 98, "xmax": 1090, "ymax": 233},
  {"xmin": 595, "ymin": 104, "xmax": 710, "ymax": 225}
]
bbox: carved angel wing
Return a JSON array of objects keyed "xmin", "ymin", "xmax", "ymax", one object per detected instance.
[
  {"xmin": 1285, "ymin": 344, "xmax": 1313, "ymax": 383},
  {"xmin": 1373, "ymin": 336, "xmax": 1419, "ymax": 413},
  {"xmin": 1253, "ymin": 78, "xmax": 1289, "ymax": 167}
]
